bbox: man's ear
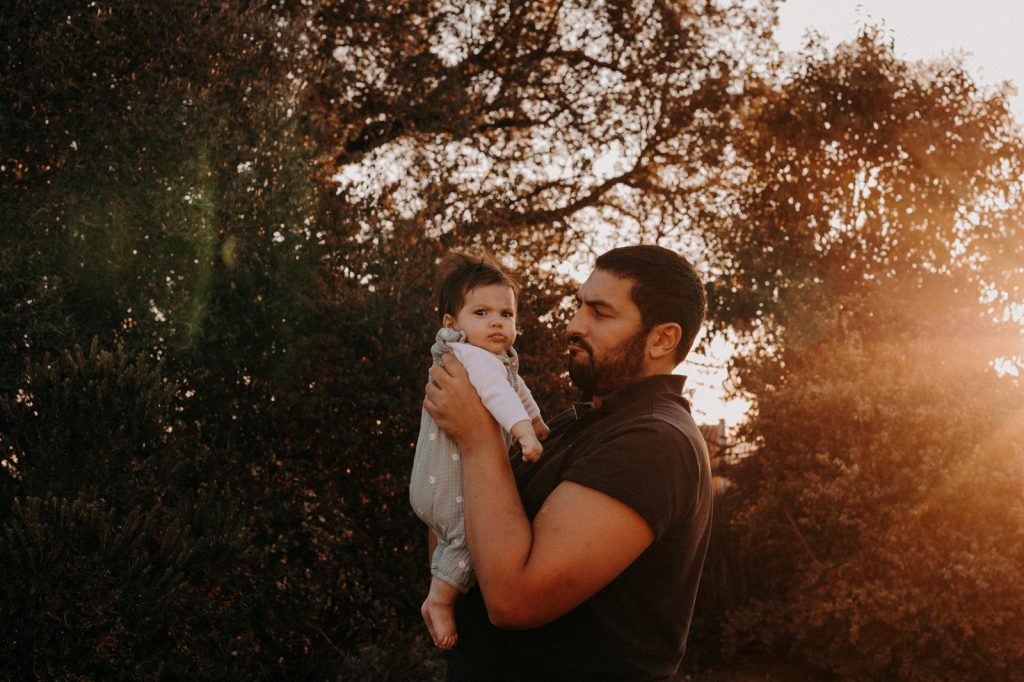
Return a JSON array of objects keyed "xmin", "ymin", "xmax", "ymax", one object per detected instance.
[
  {"xmin": 647, "ymin": 322, "xmax": 682, "ymax": 361},
  {"xmin": 442, "ymin": 313, "xmax": 455, "ymax": 329}
]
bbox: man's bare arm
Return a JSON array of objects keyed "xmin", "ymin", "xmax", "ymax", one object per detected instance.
[{"xmin": 424, "ymin": 357, "xmax": 654, "ymax": 629}]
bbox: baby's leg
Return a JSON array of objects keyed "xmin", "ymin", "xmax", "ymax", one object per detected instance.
[{"xmin": 421, "ymin": 576, "xmax": 460, "ymax": 649}]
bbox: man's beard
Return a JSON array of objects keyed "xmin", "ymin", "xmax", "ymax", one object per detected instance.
[{"xmin": 567, "ymin": 329, "xmax": 648, "ymax": 398}]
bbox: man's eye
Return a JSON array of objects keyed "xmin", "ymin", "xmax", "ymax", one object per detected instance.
[{"xmin": 593, "ymin": 309, "xmax": 606, "ymax": 319}]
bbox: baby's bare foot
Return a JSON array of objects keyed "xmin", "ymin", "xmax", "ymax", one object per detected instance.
[{"xmin": 421, "ymin": 596, "xmax": 458, "ymax": 649}]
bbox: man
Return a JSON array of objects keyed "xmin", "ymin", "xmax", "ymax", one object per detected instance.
[{"xmin": 424, "ymin": 245, "xmax": 713, "ymax": 680}]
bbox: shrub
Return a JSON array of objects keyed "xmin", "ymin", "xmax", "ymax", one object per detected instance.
[{"xmin": 0, "ymin": 343, "xmax": 257, "ymax": 678}]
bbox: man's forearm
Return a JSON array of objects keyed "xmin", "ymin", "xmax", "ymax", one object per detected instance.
[{"xmin": 459, "ymin": 423, "xmax": 535, "ymax": 625}]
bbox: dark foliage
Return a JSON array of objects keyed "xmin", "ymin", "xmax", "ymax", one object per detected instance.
[{"xmin": 2, "ymin": 0, "xmax": 767, "ymax": 677}]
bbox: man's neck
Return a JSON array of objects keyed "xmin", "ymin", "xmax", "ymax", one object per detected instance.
[{"xmin": 592, "ymin": 366, "xmax": 676, "ymax": 409}]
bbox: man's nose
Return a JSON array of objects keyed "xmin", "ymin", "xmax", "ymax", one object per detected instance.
[{"xmin": 565, "ymin": 311, "xmax": 584, "ymax": 338}]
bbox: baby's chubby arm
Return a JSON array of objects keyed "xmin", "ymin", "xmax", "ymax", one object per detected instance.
[
  {"xmin": 445, "ymin": 343, "xmax": 532, "ymax": 431},
  {"xmin": 446, "ymin": 343, "xmax": 542, "ymax": 460},
  {"xmin": 515, "ymin": 377, "xmax": 549, "ymax": 442}
]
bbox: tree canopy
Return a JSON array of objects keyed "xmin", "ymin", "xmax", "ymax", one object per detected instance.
[
  {"xmin": 706, "ymin": 29, "xmax": 1024, "ymax": 341},
  {"xmin": 703, "ymin": 28, "xmax": 1024, "ymax": 680}
]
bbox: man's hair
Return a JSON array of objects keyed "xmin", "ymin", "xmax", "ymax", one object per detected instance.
[
  {"xmin": 437, "ymin": 251, "xmax": 520, "ymax": 324},
  {"xmin": 594, "ymin": 245, "xmax": 707, "ymax": 362}
]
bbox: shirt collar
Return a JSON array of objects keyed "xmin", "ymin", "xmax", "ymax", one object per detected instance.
[{"xmin": 573, "ymin": 373, "xmax": 688, "ymax": 418}]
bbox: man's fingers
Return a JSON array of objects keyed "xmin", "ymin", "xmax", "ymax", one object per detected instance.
[
  {"xmin": 434, "ymin": 352, "xmax": 466, "ymax": 378},
  {"xmin": 424, "ymin": 352, "xmax": 480, "ymax": 436},
  {"xmin": 423, "ymin": 380, "xmax": 440, "ymax": 415},
  {"xmin": 424, "ymin": 359, "xmax": 457, "ymax": 419},
  {"xmin": 427, "ymin": 354, "xmax": 467, "ymax": 398}
]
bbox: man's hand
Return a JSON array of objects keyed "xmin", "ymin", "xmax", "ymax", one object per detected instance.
[{"xmin": 424, "ymin": 354, "xmax": 502, "ymax": 450}]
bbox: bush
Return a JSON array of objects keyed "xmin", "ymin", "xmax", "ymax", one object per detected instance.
[
  {"xmin": 0, "ymin": 343, "xmax": 258, "ymax": 678},
  {"xmin": 724, "ymin": 282, "xmax": 1024, "ymax": 679},
  {"xmin": 1, "ymin": 341, "xmax": 174, "ymax": 502}
]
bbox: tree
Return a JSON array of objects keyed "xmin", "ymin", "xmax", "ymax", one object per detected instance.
[
  {"xmin": 723, "ymin": 280, "xmax": 1024, "ymax": 679},
  {"xmin": 704, "ymin": 29, "xmax": 1024, "ymax": 343},
  {"xmin": 313, "ymin": 0, "xmax": 777, "ymax": 255},
  {"xmin": 0, "ymin": 343, "xmax": 255, "ymax": 678},
  {"xmin": 704, "ymin": 29, "xmax": 1024, "ymax": 678},
  {"xmin": 0, "ymin": 1, "xmax": 341, "ymax": 675}
]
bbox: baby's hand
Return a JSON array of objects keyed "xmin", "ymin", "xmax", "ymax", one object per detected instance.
[
  {"xmin": 532, "ymin": 417, "xmax": 550, "ymax": 441},
  {"xmin": 519, "ymin": 434, "xmax": 543, "ymax": 462}
]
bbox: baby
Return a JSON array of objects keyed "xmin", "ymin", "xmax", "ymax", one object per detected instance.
[{"xmin": 409, "ymin": 251, "xmax": 549, "ymax": 649}]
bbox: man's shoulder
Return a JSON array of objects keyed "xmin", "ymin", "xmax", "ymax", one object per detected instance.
[
  {"xmin": 625, "ymin": 390, "xmax": 705, "ymax": 447},
  {"xmin": 563, "ymin": 394, "xmax": 709, "ymax": 538}
]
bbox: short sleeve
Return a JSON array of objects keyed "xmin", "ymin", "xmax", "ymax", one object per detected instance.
[{"xmin": 562, "ymin": 421, "xmax": 699, "ymax": 539}]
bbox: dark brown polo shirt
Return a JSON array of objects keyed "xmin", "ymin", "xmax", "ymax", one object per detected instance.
[{"xmin": 448, "ymin": 374, "xmax": 713, "ymax": 681}]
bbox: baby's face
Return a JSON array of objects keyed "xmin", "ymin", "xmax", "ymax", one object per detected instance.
[{"xmin": 444, "ymin": 283, "xmax": 517, "ymax": 355}]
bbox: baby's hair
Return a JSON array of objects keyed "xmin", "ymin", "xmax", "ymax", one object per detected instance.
[{"xmin": 437, "ymin": 251, "xmax": 520, "ymax": 324}]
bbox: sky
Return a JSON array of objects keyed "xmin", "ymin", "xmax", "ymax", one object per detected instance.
[
  {"xmin": 775, "ymin": 0, "xmax": 1024, "ymax": 117},
  {"xmin": 677, "ymin": 333, "xmax": 748, "ymax": 427}
]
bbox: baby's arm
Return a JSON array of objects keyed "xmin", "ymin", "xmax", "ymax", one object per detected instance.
[
  {"xmin": 515, "ymin": 376, "xmax": 550, "ymax": 442},
  {"xmin": 447, "ymin": 344, "xmax": 543, "ymax": 460}
]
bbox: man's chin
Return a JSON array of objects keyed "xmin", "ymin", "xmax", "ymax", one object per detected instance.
[{"xmin": 567, "ymin": 365, "xmax": 595, "ymax": 396}]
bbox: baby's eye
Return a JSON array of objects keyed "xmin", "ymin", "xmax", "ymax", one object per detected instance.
[
  {"xmin": 473, "ymin": 309, "xmax": 487, "ymax": 316},
  {"xmin": 501, "ymin": 311, "xmax": 514, "ymax": 318}
]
